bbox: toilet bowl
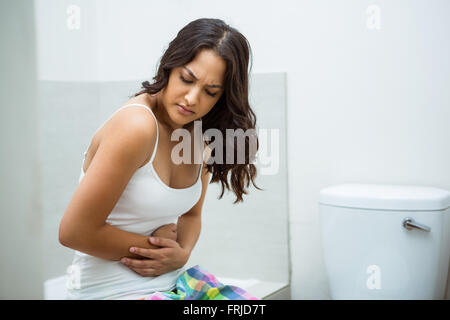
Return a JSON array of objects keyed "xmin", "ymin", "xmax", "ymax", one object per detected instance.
[{"xmin": 319, "ymin": 183, "xmax": 450, "ymax": 299}]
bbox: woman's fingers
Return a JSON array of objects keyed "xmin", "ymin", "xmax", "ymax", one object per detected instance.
[
  {"xmin": 121, "ymin": 258, "xmax": 162, "ymax": 277},
  {"xmin": 149, "ymin": 236, "xmax": 177, "ymax": 248},
  {"xmin": 122, "ymin": 256, "xmax": 159, "ymax": 268},
  {"xmin": 125, "ymin": 239, "xmax": 176, "ymax": 263},
  {"xmin": 129, "ymin": 246, "xmax": 158, "ymax": 259},
  {"xmin": 121, "ymin": 238, "xmax": 183, "ymax": 277}
]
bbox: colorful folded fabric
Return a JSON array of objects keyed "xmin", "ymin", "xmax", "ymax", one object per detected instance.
[{"xmin": 140, "ymin": 265, "xmax": 260, "ymax": 300}]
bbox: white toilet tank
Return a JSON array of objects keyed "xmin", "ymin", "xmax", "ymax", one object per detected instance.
[{"xmin": 319, "ymin": 183, "xmax": 450, "ymax": 299}]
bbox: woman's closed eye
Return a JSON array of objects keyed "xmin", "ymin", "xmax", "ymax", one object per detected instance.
[{"xmin": 179, "ymin": 74, "xmax": 217, "ymax": 97}]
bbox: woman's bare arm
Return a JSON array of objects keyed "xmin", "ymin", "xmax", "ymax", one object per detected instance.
[
  {"xmin": 59, "ymin": 107, "xmax": 160, "ymax": 261},
  {"xmin": 72, "ymin": 223, "xmax": 159, "ymax": 261},
  {"xmin": 176, "ymin": 164, "xmax": 210, "ymax": 254}
]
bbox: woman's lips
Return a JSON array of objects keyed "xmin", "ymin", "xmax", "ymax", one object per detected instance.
[{"xmin": 177, "ymin": 104, "xmax": 194, "ymax": 115}]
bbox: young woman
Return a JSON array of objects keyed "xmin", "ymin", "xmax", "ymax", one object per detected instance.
[{"xmin": 59, "ymin": 18, "xmax": 260, "ymax": 299}]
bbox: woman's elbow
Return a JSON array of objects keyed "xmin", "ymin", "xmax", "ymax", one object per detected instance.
[
  {"xmin": 58, "ymin": 217, "xmax": 83, "ymax": 249},
  {"xmin": 58, "ymin": 222, "xmax": 74, "ymax": 248}
]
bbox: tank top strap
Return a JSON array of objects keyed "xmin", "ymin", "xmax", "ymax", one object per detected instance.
[
  {"xmin": 196, "ymin": 125, "xmax": 204, "ymax": 181},
  {"xmin": 198, "ymin": 159, "xmax": 204, "ymax": 181},
  {"xmin": 84, "ymin": 103, "xmax": 159, "ymax": 163},
  {"xmin": 122, "ymin": 103, "xmax": 159, "ymax": 164}
]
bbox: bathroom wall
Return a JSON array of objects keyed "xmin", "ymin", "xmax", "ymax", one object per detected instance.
[
  {"xmin": 0, "ymin": 0, "xmax": 43, "ymax": 299},
  {"xmin": 34, "ymin": 0, "xmax": 450, "ymax": 299}
]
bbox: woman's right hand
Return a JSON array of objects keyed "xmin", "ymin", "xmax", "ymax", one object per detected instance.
[{"xmin": 151, "ymin": 223, "xmax": 177, "ymax": 241}]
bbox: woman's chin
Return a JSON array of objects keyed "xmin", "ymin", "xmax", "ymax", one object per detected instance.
[
  {"xmin": 171, "ymin": 113, "xmax": 196, "ymax": 126},
  {"xmin": 166, "ymin": 116, "xmax": 190, "ymax": 130}
]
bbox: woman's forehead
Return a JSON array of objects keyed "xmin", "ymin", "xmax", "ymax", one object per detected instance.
[
  {"xmin": 184, "ymin": 50, "xmax": 226, "ymax": 84},
  {"xmin": 182, "ymin": 66, "xmax": 224, "ymax": 89}
]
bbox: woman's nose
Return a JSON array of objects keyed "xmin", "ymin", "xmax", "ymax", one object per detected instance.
[{"xmin": 185, "ymin": 87, "xmax": 200, "ymax": 106}]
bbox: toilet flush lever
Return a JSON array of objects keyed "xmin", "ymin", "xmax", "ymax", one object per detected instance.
[{"xmin": 402, "ymin": 217, "xmax": 431, "ymax": 232}]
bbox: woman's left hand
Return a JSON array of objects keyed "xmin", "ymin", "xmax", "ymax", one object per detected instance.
[{"xmin": 120, "ymin": 237, "xmax": 190, "ymax": 277}]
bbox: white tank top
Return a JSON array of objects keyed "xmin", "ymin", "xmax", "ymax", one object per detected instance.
[{"xmin": 66, "ymin": 103, "xmax": 203, "ymax": 300}]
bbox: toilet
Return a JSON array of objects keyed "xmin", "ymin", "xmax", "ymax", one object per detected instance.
[{"xmin": 319, "ymin": 183, "xmax": 450, "ymax": 299}]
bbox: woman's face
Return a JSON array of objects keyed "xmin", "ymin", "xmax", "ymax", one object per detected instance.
[{"xmin": 158, "ymin": 49, "xmax": 226, "ymax": 129}]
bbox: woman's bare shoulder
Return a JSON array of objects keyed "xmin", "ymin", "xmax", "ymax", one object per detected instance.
[
  {"xmin": 85, "ymin": 103, "xmax": 158, "ymax": 173},
  {"xmin": 105, "ymin": 105, "xmax": 157, "ymax": 152}
]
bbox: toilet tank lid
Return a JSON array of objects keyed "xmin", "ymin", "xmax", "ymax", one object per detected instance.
[{"xmin": 319, "ymin": 183, "xmax": 450, "ymax": 211}]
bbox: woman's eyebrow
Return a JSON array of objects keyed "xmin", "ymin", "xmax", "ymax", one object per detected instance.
[{"xmin": 183, "ymin": 66, "xmax": 223, "ymax": 89}]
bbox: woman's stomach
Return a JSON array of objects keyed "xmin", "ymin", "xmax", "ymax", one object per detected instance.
[{"xmin": 66, "ymin": 251, "xmax": 184, "ymax": 300}]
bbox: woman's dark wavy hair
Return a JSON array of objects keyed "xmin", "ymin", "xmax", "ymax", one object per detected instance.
[{"xmin": 133, "ymin": 18, "xmax": 262, "ymax": 203}]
